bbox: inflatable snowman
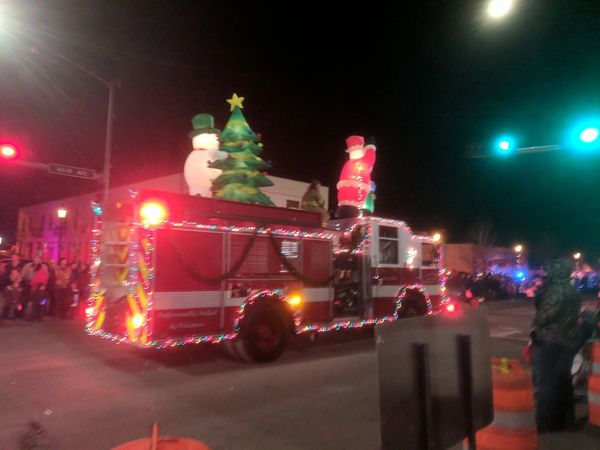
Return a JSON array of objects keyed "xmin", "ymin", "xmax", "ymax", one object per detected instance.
[{"xmin": 184, "ymin": 114, "xmax": 227, "ymax": 196}]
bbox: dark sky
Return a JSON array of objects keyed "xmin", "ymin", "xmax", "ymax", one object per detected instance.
[{"xmin": 0, "ymin": 0, "xmax": 599, "ymax": 266}]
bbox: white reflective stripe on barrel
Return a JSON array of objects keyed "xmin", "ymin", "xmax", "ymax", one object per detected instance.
[{"xmin": 490, "ymin": 410, "xmax": 536, "ymax": 429}]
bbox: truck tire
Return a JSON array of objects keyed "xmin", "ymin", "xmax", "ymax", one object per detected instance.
[
  {"xmin": 227, "ymin": 303, "xmax": 289, "ymax": 363},
  {"xmin": 397, "ymin": 289, "xmax": 429, "ymax": 318}
]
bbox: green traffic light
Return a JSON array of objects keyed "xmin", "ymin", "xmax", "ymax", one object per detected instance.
[
  {"xmin": 498, "ymin": 140, "xmax": 511, "ymax": 151},
  {"xmin": 579, "ymin": 127, "xmax": 599, "ymax": 144},
  {"xmin": 567, "ymin": 117, "xmax": 600, "ymax": 151},
  {"xmin": 494, "ymin": 135, "xmax": 516, "ymax": 154}
]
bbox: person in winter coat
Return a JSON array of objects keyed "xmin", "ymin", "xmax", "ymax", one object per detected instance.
[
  {"xmin": 531, "ymin": 259, "xmax": 584, "ymax": 431},
  {"xmin": 54, "ymin": 257, "xmax": 72, "ymax": 318},
  {"xmin": 1, "ymin": 269, "xmax": 21, "ymax": 320},
  {"xmin": 46, "ymin": 260, "xmax": 56, "ymax": 316},
  {"xmin": 301, "ymin": 180, "xmax": 327, "ymax": 225},
  {"xmin": 28, "ymin": 257, "xmax": 48, "ymax": 321}
]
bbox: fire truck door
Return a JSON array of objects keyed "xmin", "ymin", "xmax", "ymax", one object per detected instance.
[
  {"xmin": 333, "ymin": 253, "xmax": 371, "ymax": 319},
  {"xmin": 360, "ymin": 253, "xmax": 373, "ymax": 319}
]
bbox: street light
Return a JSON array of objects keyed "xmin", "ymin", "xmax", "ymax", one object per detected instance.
[
  {"xmin": 48, "ymin": 52, "xmax": 119, "ymax": 205},
  {"xmin": 432, "ymin": 232, "xmax": 442, "ymax": 243},
  {"xmin": 573, "ymin": 252, "xmax": 581, "ymax": 260},
  {"xmin": 487, "ymin": 0, "xmax": 514, "ymax": 19},
  {"xmin": 514, "ymin": 244, "xmax": 523, "ymax": 253},
  {"xmin": 57, "ymin": 207, "xmax": 67, "ymax": 258},
  {"xmin": 0, "ymin": 7, "xmax": 118, "ymax": 205}
]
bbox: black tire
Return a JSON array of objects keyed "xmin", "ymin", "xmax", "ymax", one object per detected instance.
[
  {"xmin": 397, "ymin": 289, "xmax": 429, "ymax": 318},
  {"xmin": 230, "ymin": 303, "xmax": 289, "ymax": 363}
]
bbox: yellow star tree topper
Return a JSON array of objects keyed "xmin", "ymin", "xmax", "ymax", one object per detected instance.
[{"xmin": 226, "ymin": 93, "xmax": 245, "ymax": 111}]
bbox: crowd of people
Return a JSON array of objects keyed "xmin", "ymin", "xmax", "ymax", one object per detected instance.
[{"xmin": 0, "ymin": 253, "xmax": 89, "ymax": 322}]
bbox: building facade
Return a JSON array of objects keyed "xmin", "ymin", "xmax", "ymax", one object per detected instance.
[{"xmin": 16, "ymin": 173, "xmax": 328, "ymax": 262}]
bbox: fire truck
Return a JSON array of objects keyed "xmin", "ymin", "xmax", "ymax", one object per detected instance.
[{"xmin": 86, "ymin": 190, "xmax": 446, "ymax": 362}]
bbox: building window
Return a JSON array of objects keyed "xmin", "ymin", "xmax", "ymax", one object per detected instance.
[
  {"xmin": 279, "ymin": 239, "xmax": 299, "ymax": 273},
  {"xmin": 421, "ymin": 243, "xmax": 435, "ymax": 266},
  {"xmin": 286, "ymin": 199, "xmax": 300, "ymax": 209},
  {"xmin": 378, "ymin": 225, "xmax": 399, "ymax": 265}
]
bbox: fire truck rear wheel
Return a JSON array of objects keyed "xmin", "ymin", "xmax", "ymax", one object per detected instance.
[{"xmin": 230, "ymin": 303, "xmax": 289, "ymax": 363}]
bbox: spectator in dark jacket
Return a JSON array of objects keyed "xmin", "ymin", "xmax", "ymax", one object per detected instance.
[
  {"xmin": 1, "ymin": 269, "xmax": 21, "ymax": 320},
  {"xmin": 531, "ymin": 259, "xmax": 583, "ymax": 431},
  {"xmin": 28, "ymin": 257, "xmax": 48, "ymax": 321},
  {"xmin": 54, "ymin": 258, "xmax": 72, "ymax": 318},
  {"xmin": 46, "ymin": 260, "xmax": 56, "ymax": 316}
]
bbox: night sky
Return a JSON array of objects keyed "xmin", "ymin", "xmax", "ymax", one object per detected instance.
[{"xmin": 0, "ymin": 0, "xmax": 599, "ymax": 266}]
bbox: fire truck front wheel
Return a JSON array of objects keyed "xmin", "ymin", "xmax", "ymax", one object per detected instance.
[{"xmin": 228, "ymin": 303, "xmax": 290, "ymax": 363}]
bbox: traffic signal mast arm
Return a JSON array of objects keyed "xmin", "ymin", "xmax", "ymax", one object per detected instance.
[
  {"xmin": 5, "ymin": 159, "xmax": 50, "ymax": 170},
  {"xmin": 470, "ymin": 144, "xmax": 561, "ymax": 159},
  {"xmin": 1, "ymin": 157, "xmax": 98, "ymax": 180}
]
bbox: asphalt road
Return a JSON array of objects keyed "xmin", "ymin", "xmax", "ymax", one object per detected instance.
[{"xmin": 0, "ymin": 300, "xmax": 555, "ymax": 450}]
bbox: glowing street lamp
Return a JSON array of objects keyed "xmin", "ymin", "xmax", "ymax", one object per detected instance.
[
  {"xmin": 57, "ymin": 207, "xmax": 68, "ymax": 219},
  {"xmin": 57, "ymin": 207, "xmax": 68, "ymax": 258},
  {"xmin": 432, "ymin": 232, "xmax": 442, "ymax": 243},
  {"xmin": 0, "ymin": 5, "xmax": 118, "ymax": 205},
  {"xmin": 487, "ymin": 0, "xmax": 513, "ymax": 19},
  {"xmin": 514, "ymin": 244, "xmax": 524, "ymax": 267},
  {"xmin": 573, "ymin": 252, "xmax": 582, "ymax": 273}
]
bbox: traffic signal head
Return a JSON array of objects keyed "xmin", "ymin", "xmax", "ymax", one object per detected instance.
[
  {"xmin": 0, "ymin": 144, "xmax": 18, "ymax": 160},
  {"xmin": 579, "ymin": 127, "xmax": 599, "ymax": 144},
  {"xmin": 567, "ymin": 117, "xmax": 600, "ymax": 151},
  {"xmin": 494, "ymin": 135, "xmax": 516, "ymax": 155}
]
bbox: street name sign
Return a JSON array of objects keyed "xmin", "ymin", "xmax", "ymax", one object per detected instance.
[{"xmin": 48, "ymin": 163, "xmax": 97, "ymax": 180}]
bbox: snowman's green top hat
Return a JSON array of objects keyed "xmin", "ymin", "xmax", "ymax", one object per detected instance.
[{"xmin": 188, "ymin": 113, "xmax": 220, "ymax": 138}]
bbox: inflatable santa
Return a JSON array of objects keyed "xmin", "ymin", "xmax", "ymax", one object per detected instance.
[
  {"xmin": 336, "ymin": 135, "xmax": 376, "ymax": 218},
  {"xmin": 183, "ymin": 113, "xmax": 227, "ymax": 196}
]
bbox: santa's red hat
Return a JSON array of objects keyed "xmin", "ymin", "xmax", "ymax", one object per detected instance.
[{"xmin": 345, "ymin": 135, "xmax": 365, "ymax": 153}]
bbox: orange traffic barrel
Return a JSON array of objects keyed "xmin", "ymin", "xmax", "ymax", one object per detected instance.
[
  {"xmin": 474, "ymin": 358, "xmax": 537, "ymax": 450},
  {"xmin": 589, "ymin": 340, "xmax": 600, "ymax": 426},
  {"xmin": 112, "ymin": 423, "xmax": 210, "ymax": 450}
]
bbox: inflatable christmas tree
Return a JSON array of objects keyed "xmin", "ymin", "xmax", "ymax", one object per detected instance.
[{"xmin": 209, "ymin": 93, "xmax": 274, "ymax": 205}]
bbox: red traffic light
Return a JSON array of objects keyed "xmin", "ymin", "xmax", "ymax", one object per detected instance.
[{"xmin": 0, "ymin": 144, "xmax": 18, "ymax": 160}]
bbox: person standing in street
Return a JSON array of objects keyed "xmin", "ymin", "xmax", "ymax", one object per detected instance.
[
  {"xmin": 68, "ymin": 261, "xmax": 80, "ymax": 319},
  {"xmin": 46, "ymin": 259, "xmax": 56, "ymax": 317},
  {"xmin": 1, "ymin": 254, "xmax": 26, "ymax": 318},
  {"xmin": 54, "ymin": 258, "xmax": 72, "ymax": 318},
  {"xmin": 301, "ymin": 180, "xmax": 328, "ymax": 225},
  {"xmin": 531, "ymin": 259, "xmax": 584, "ymax": 431},
  {"xmin": 1, "ymin": 269, "xmax": 22, "ymax": 320},
  {"xmin": 28, "ymin": 257, "xmax": 48, "ymax": 321}
]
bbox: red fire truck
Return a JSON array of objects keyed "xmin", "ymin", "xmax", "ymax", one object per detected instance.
[{"xmin": 86, "ymin": 190, "xmax": 446, "ymax": 362}]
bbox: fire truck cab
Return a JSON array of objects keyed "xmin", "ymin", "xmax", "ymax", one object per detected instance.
[{"xmin": 86, "ymin": 190, "xmax": 445, "ymax": 362}]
